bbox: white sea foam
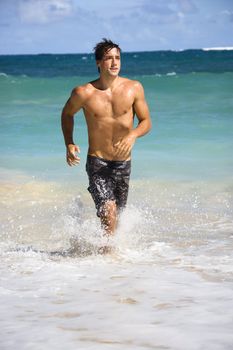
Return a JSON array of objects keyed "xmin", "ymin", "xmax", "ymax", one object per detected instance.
[
  {"xmin": 202, "ymin": 46, "xmax": 233, "ymax": 51},
  {"xmin": 1, "ymin": 173, "xmax": 233, "ymax": 349}
]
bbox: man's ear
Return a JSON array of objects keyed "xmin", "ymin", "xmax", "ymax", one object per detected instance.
[{"xmin": 96, "ymin": 60, "xmax": 100, "ymax": 73}]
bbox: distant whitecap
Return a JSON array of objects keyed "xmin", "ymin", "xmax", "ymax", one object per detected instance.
[
  {"xmin": 203, "ymin": 47, "xmax": 233, "ymax": 51},
  {"xmin": 166, "ymin": 72, "xmax": 176, "ymax": 76}
]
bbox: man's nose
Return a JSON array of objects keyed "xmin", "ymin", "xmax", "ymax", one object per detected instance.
[{"xmin": 112, "ymin": 58, "xmax": 117, "ymax": 66}]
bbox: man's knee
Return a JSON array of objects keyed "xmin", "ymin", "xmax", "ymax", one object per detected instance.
[
  {"xmin": 101, "ymin": 200, "xmax": 117, "ymax": 218},
  {"xmin": 99, "ymin": 200, "xmax": 117, "ymax": 234}
]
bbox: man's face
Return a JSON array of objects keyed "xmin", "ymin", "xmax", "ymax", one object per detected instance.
[{"xmin": 97, "ymin": 47, "xmax": 121, "ymax": 76}]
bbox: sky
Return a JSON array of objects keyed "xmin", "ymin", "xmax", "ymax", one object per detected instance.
[{"xmin": 0, "ymin": 0, "xmax": 233, "ymax": 54}]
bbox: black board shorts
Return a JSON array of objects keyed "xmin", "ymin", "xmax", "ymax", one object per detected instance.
[{"xmin": 86, "ymin": 155, "xmax": 131, "ymax": 217}]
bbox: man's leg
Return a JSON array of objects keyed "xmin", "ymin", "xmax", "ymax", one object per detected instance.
[{"xmin": 99, "ymin": 200, "xmax": 117, "ymax": 235}]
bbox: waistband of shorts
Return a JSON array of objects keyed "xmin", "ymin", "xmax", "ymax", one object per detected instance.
[{"xmin": 87, "ymin": 154, "xmax": 131, "ymax": 165}]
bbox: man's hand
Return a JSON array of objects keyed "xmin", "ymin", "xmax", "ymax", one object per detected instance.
[
  {"xmin": 66, "ymin": 144, "xmax": 80, "ymax": 166},
  {"xmin": 114, "ymin": 132, "xmax": 137, "ymax": 158}
]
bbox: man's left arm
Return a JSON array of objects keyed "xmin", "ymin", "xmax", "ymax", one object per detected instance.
[
  {"xmin": 131, "ymin": 81, "xmax": 152, "ymax": 138},
  {"xmin": 115, "ymin": 82, "xmax": 152, "ymax": 157}
]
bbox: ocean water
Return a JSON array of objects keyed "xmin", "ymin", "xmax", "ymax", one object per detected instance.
[{"xmin": 1, "ymin": 50, "xmax": 233, "ymax": 350}]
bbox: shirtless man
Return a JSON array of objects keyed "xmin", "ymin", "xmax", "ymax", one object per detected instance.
[{"xmin": 61, "ymin": 38, "xmax": 152, "ymax": 235}]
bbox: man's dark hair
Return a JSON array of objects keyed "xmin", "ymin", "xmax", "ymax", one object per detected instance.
[{"xmin": 93, "ymin": 38, "xmax": 121, "ymax": 61}]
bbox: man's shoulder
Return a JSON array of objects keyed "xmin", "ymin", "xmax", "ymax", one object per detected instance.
[
  {"xmin": 119, "ymin": 77, "xmax": 143, "ymax": 90},
  {"xmin": 118, "ymin": 78, "xmax": 144, "ymax": 98},
  {"xmin": 72, "ymin": 82, "xmax": 94, "ymax": 99}
]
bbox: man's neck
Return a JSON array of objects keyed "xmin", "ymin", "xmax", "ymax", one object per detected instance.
[{"xmin": 98, "ymin": 75, "xmax": 119, "ymax": 91}]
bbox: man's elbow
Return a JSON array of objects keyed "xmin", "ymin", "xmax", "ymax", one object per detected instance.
[
  {"xmin": 61, "ymin": 110, "xmax": 67, "ymax": 126},
  {"xmin": 147, "ymin": 118, "xmax": 152, "ymax": 133},
  {"xmin": 61, "ymin": 107, "xmax": 66, "ymax": 119},
  {"xmin": 61, "ymin": 108, "xmax": 73, "ymax": 120}
]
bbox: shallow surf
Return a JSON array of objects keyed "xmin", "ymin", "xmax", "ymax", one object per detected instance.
[{"xmin": 1, "ymin": 175, "xmax": 233, "ymax": 349}]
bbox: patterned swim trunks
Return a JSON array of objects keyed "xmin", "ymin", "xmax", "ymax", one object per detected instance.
[{"xmin": 86, "ymin": 155, "xmax": 131, "ymax": 217}]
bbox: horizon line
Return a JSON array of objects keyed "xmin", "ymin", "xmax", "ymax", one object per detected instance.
[{"xmin": 1, "ymin": 46, "xmax": 233, "ymax": 56}]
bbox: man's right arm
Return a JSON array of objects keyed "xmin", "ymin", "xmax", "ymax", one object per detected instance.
[{"xmin": 61, "ymin": 87, "xmax": 85, "ymax": 166}]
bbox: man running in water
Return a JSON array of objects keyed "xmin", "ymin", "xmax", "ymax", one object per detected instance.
[{"xmin": 61, "ymin": 38, "xmax": 152, "ymax": 235}]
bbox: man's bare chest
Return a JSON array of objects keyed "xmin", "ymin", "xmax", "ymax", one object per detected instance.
[{"xmin": 84, "ymin": 90, "xmax": 134, "ymax": 118}]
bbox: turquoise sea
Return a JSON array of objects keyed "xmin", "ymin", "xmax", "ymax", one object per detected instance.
[{"xmin": 1, "ymin": 50, "xmax": 233, "ymax": 350}]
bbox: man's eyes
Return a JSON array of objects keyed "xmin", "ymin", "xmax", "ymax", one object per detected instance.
[{"xmin": 104, "ymin": 56, "xmax": 120, "ymax": 60}]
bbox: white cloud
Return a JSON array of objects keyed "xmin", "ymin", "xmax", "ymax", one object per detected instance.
[{"xmin": 19, "ymin": 0, "xmax": 73, "ymax": 24}]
